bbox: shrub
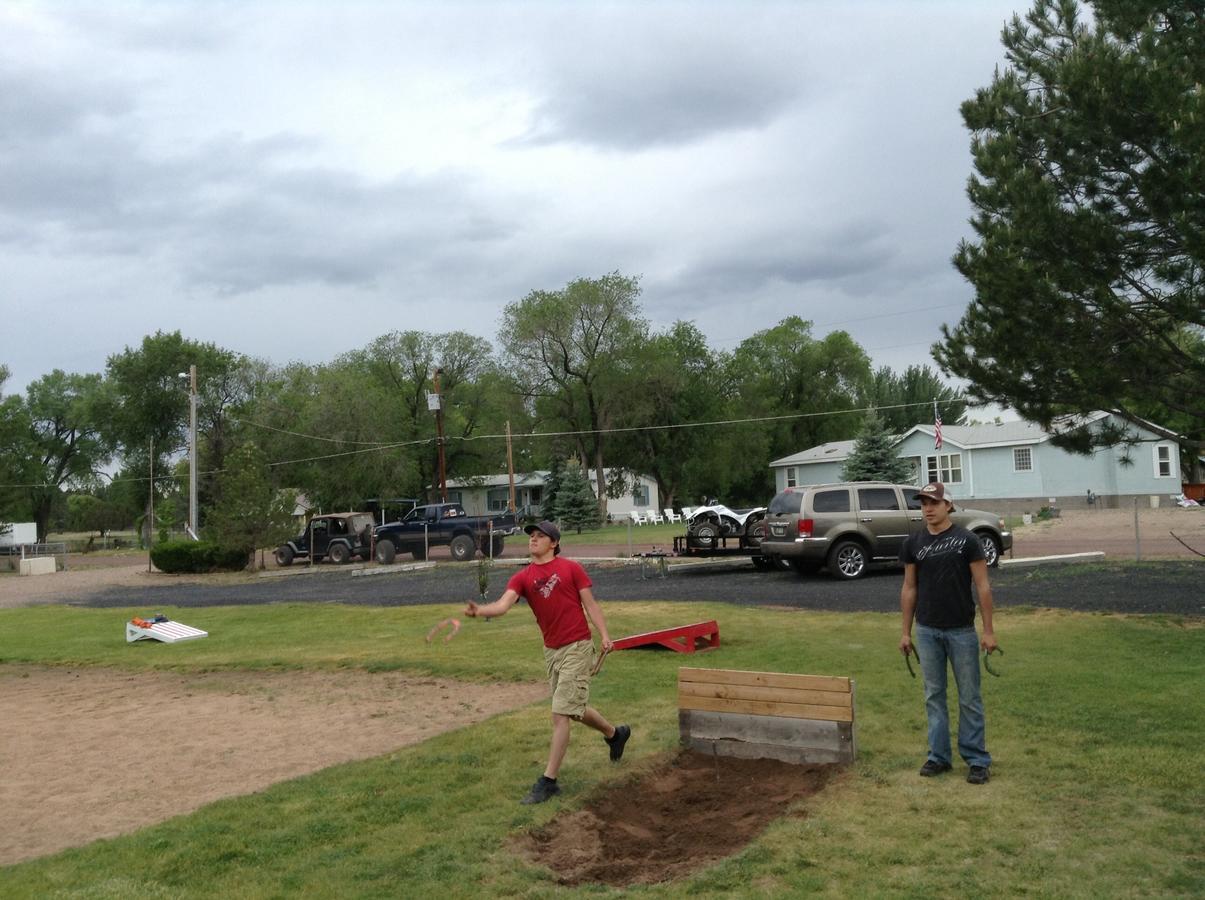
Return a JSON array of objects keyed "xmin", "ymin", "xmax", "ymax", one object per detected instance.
[{"xmin": 151, "ymin": 540, "xmax": 249, "ymax": 573}]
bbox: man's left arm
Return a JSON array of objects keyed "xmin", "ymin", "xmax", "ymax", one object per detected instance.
[
  {"xmin": 970, "ymin": 559, "xmax": 998, "ymax": 653},
  {"xmin": 579, "ymin": 587, "xmax": 613, "ymax": 652}
]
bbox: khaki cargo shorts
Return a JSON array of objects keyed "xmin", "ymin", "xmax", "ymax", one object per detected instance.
[{"xmin": 543, "ymin": 638, "xmax": 595, "ymax": 717}]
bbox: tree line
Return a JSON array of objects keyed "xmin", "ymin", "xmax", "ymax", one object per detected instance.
[{"xmin": 0, "ymin": 273, "xmax": 964, "ymax": 543}]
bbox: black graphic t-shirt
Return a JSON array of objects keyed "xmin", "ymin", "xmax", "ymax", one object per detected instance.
[{"xmin": 899, "ymin": 524, "xmax": 985, "ymax": 628}]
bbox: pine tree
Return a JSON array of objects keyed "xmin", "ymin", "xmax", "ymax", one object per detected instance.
[
  {"xmin": 557, "ymin": 465, "xmax": 602, "ymax": 533},
  {"xmin": 540, "ymin": 457, "xmax": 567, "ymax": 523},
  {"xmin": 940, "ymin": 0, "xmax": 1203, "ymax": 459},
  {"xmin": 840, "ymin": 410, "xmax": 911, "ymax": 483}
]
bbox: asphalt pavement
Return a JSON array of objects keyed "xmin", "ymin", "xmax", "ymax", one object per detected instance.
[{"xmin": 70, "ymin": 557, "xmax": 1204, "ymax": 617}]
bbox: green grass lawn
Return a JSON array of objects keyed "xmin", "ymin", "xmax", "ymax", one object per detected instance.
[{"xmin": 1, "ymin": 601, "xmax": 1201, "ymax": 898}]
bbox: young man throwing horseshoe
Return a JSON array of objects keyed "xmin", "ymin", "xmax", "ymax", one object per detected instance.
[{"xmin": 465, "ymin": 520, "xmax": 631, "ymax": 805}]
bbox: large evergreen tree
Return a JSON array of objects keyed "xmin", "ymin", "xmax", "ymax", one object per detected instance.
[
  {"xmin": 940, "ymin": 0, "xmax": 1204, "ymax": 464},
  {"xmin": 556, "ymin": 464, "xmax": 603, "ymax": 533},
  {"xmin": 840, "ymin": 410, "xmax": 912, "ymax": 483}
]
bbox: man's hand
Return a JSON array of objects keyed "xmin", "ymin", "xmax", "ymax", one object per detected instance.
[
  {"xmin": 899, "ymin": 634, "xmax": 914, "ymax": 657},
  {"xmin": 980, "ymin": 631, "xmax": 999, "ymax": 654},
  {"xmin": 601, "ymin": 638, "xmax": 614, "ymax": 653},
  {"xmin": 464, "ymin": 600, "xmax": 480, "ymax": 618}
]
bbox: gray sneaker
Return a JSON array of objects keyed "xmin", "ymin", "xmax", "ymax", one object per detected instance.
[{"xmin": 520, "ymin": 776, "xmax": 560, "ymax": 805}]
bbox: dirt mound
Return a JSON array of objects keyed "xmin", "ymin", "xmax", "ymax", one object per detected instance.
[{"xmin": 516, "ymin": 750, "xmax": 842, "ymax": 887}]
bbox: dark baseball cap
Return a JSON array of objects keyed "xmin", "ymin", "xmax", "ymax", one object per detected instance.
[
  {"xmin": 524, "ymin": 520, "xmax": 562, "ymax": 553},
  {"xmin": 913, "ymin": 482, "xmax": 956, "ymax": 511}
]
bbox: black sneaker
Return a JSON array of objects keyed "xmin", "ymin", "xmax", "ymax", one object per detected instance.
[
  {"xmin": 967, "ymin": 765, "xmax": 990, "ymax": 785},
  {"xmin": 605, "ymin": 724, "xmax": 631, "ymax": 762},
  {"xmin": 919, "ymin": 759, "xmax": 952, "ymax": 777},
  {"xmin": 520, "ymin": 776, "xmax": 560, "ymax": 805}
]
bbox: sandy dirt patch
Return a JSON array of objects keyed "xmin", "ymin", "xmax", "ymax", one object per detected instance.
[
  {"xmin": 516, "ymin": 751, "xmax": 841, "ymax": 887},
  {"xmin": 0, "ymin": 664, "xmax": 545, "ymax": 865},
  {"xmin": 1008, "ymin": 506, "xmax": 1205, "ymax": 560}
]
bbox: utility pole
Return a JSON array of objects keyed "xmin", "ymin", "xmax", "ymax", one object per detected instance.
[
  {"xmin": 506, "ymin": 420, "xmax": 516, "ymax": 512},
  {"xmin": 188, "ymin": 364, "xmax": 198, "ymax": 539},
  {"xmin": 430, "ymin": 368, "xmax": 447, "ymax": 502},
  {"xmin": 147, "ymin": 436, "xmax": 154, "ymax": 573}
]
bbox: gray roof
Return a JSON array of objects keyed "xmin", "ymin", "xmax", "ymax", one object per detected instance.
[{"xmin": 769, "ymin": 440, "xmax": 859, "ymax": 467}]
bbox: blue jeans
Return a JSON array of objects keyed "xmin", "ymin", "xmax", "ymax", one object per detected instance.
[{"xmin": 915, "ymin": 624, "xmax": 991, "ymax": 768}]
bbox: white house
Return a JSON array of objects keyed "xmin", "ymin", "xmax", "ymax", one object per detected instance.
[
  {"xmin": 769, "ymin": 412, "xmax": 1183, "ymax": 513},
  {"xmin": 444, "ymin": 469, "xmax": 660, "ymax": 521}
]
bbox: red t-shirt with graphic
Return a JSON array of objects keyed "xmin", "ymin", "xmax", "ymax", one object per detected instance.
[{"xmin": 506, "ymin": 556, "xmax": 593, "ymax": 649}]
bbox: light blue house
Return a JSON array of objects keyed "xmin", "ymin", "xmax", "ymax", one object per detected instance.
[{"xmin": 769, "ymin": 412, "xmax": 1183, "ymax": 513}]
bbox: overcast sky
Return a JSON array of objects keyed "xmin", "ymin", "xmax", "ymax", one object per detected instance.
[{"xmin": 1, "ymin": 0, "xmax": 1026, "ymax": 396}]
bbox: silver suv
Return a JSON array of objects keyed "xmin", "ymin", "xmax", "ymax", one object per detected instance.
[{"xmin": 760, "ymin": 482, "xmax": 1011, "ymax": 579}]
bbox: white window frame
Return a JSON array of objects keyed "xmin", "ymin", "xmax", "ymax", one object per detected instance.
[
  {"xmin": 631, "ymin": 483, "xmax": 650, "ymax": 507},
  {"xmin": 927, "ymin": 453, "xmax": 963, "ymax": 485},
  {"xmin": 786, "ymin": 466, "xmax": 798, "ymax": 488},
  {"xmin": 1013, "ymin": 447, "xmax": 1033, "ymax": 472},
  {"xmin": 1153, "ymin": 444, "xmax": 1174, "ymax": 478}
]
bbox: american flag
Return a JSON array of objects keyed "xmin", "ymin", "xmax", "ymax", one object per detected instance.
[{"xmin": 934, "ymin": 401, "xmax": 943, "ymax": 451}]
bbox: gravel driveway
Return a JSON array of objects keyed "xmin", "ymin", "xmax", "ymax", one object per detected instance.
[{"xmin": 66, "ymin": 557, "xmax": 1204, "ymax": 617}]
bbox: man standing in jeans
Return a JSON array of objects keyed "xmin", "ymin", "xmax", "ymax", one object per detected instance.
[{"xmin": 899, "ymin": 482, "xmax": 998, "ymax": 784}]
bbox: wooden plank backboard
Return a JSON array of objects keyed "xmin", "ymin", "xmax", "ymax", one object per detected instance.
[{"xmin": 678, "ymin": 667, "xmax": 856, "ymax": 765}]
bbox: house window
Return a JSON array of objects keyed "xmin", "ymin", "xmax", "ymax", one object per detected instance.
[
  {"xmin": 786, "ymin": 467, "xmax": 798, "ymax": 488},
  {"xmin": 927, "ymin": 453, "xmax": 963, "ymax": 485},
  {"xmin": 1013, "ymin": 447, "xmax": 1032, "ymax": 472},
  {"xmin": 1154, "ymin": 445, "xmax": 1174, "ymax": 478},
  {"xmin": 631, "ymin": 483, "xmax": 650, "ymax": 507},
  {"xmin": 447, "ymin": 491, "xmax": 462, "ymax": 505},
  {"xmin": 487, "ymin": 489, "xmax": 509, "ymax": 511}
]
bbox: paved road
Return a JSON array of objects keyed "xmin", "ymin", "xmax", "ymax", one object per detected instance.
[{"xmin": 71, "ymin": 557, "xmax": 1204, "ymax": 617}]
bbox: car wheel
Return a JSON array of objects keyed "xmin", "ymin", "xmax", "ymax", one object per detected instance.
[
  {"xmin": 487, "ymin": 535, "xmax": 505, "ymax": 557},
  {"xmin": 327, "ymin": 542, "xmax": 351, "ymax": 565},
  {"xmin": 751, "ymin": 555, "xmax": 771, "ymax": 570},
  {"xmin": 450, "ymin": 534, "xmax": 476, "ymax": 562},
  {"xmin": 789, "ymin": 558, "xmax": 820, "ymax": 576},
  {"xmin": 375, "ymin": 539, "xmax": 396, "ymax": 565},
  {"xmin": 274, "ymin": 546, "xmax": 294, "ymax": 567},
  {"xmin": 976, "ymin": 531, "xmax": 1001, "ymax": 568},
  {"xmin": 828, "ymin": 539, "xmax": 868, "ymax": 580},
  {"xmin": 692, "ymin": 522, "xmax": 720, "ymax": 550},
  {"xmin": 411, "ymin": 544, "xmax": 428, "ymax": 561}
]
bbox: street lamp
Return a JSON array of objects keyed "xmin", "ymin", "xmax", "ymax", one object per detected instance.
[{"xmin": 178, "ymin": 365, "xmax": 199, "ymax": 540}]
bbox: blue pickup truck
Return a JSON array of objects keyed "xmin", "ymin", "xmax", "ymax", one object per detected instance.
[{"xmin": 373, "ymin": 503, "xmax": 521, "ymax": 563}]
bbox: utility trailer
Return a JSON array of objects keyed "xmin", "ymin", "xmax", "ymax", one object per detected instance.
[{"xmin": 672, "ymin": 533, "xmax": 785, "ymax": 570}]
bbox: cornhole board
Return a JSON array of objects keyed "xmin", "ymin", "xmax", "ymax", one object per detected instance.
[
  {"xmin": 126, "ymin": 619, "xmax": 208, "ymax": 644},
  {"xmin": 613, "ymin": 620, "xmax": 719, "ymax": 654},
  {"xmin": 678, "ymin": 667, "xmax": 856, "ymax": 765}
]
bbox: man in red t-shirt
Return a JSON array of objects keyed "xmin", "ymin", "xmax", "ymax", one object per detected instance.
[{"xmin": 465, "ymin": 520, "xmax": 631, "ymax": 804}]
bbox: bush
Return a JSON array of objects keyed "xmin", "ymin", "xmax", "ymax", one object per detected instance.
[{"xmin": 151, "ymin": 540, "xmax": 249, "ymax": 573}]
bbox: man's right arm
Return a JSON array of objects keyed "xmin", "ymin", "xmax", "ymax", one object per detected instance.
[
  {"xmin": 465, "ymin": 588, "xmax": 520, "ymax": 620},
  {"xmin": 900, "ymin": 562, "xmax": 918, "ymax": 656}
]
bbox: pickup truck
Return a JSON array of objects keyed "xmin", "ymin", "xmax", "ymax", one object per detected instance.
[{"xmin": 373, "ymin": 503, "xmax": 521, "ymax": 563}]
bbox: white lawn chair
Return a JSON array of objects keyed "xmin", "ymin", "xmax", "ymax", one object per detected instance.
[
  {"xmin": 680, "ymin": 506, "xmax": 694, "ymax": 520},
  {"xmin": 664, "ymin": 508, "xmax": 682, "ymax": 523},
  {"xmin": 648, "ymin": 509, "xmax": 665, "ymax": 524},
  {"xmin": 628, "ymin": 510, "xmax": 647, "ymax": 526}
]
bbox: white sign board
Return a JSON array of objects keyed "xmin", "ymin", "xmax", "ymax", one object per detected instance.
[
  {"xmin": 0, "ymin": 522, "xmax": 37, "ymax": 547},
  {"xmin": 426, "ymin": 393, "xmax": 442, "ymax": 412}
]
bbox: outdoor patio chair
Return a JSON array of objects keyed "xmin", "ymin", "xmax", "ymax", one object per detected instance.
[
  {"xmin": 648, "ymin": 510, "xmax": 665, "ymax": 524},
  {"xmin": 680, "ymin": 506, "xmax": 694, "ymax": 520},
  {"xmin": 664, "ymin": 508, "xmax": 682, "ymax": 523},
  {"xmin": 628, "ymin": 510, "xmax": 647, "ymax": 526}
]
